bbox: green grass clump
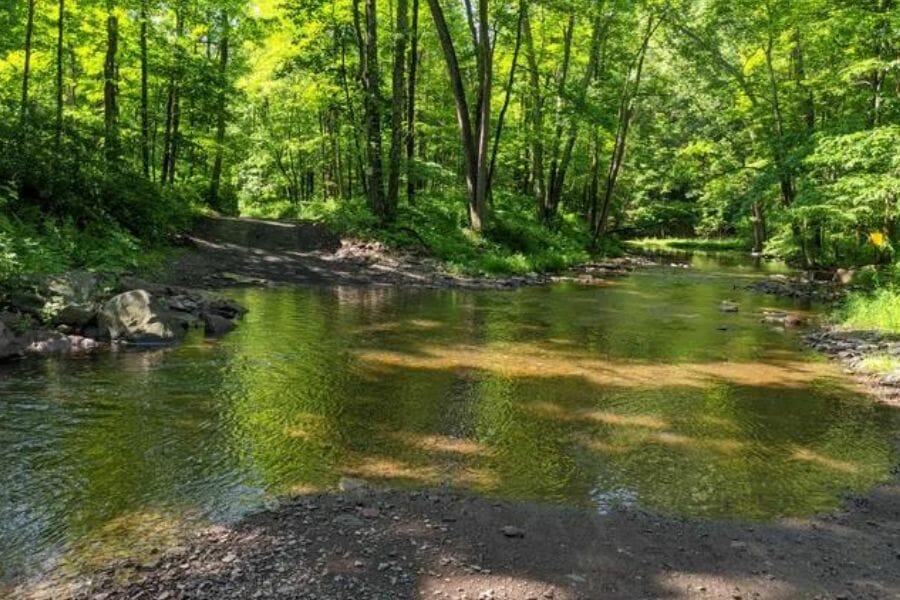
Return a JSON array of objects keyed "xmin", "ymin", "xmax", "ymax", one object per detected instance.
[
  {"xmin": 856, "ymin": 354, "xmax": 900, "ymax": 375},
  {"xmin": 627, "ymin": 237, "xmax": 750, "ymax": 252},
  {"xmin": 840, "ymin": 288, "xmax": 900, "ymax": 333},
  {"xmin": 242, "ymin": 193, "xmax": 597, "ymax": 276}
]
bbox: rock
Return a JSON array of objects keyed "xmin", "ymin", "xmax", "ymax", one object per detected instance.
[
  {"xmin": 501, "ymin": 526, "xmax": 525, "ymax": 538},
  {"xmin": 880, "ymin": 371, "xmax": 900, "ymax": 387},
  {"xmin": 202, "ymin": 313, "xmax": 235, "ymax": 337},
  {"xmin": 0, "ymin": 321, "xmax": 20, "ymax": 360},
  {"xmin": 21, "ymin": 332, "xmax": 99, "ymax": 356},
  {"xmin": 332, "ymin": 514, "xmax": 366, "ymax": 530},
  {"xmin": 98, "ymin": 290, "xmax": 186, "ymax": 344},
  {"xmin": 339, "ymin": 477, "xmax": 372, "ymax": 495},
  {"xmin": 54, "ymin": 304, "xmax": 97, "ymax": 328},
  {"xmin": 720, "ymin": 301, "xmax": 740, "ymax": 313}
]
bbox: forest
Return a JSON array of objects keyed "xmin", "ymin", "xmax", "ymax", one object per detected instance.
[{"xmin": 0, "ymin": 0, "xmax": 897, "ymax": 276}]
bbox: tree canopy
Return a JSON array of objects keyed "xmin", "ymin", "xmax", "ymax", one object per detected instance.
[{"xmin": 0, "ymin": 0, "xmax": 897, "ymax": 268}]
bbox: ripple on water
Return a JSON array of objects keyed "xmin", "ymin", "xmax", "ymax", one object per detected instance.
[{"xmin": 1, "ymin": 264, "xmax": 898, "ymax": 583}]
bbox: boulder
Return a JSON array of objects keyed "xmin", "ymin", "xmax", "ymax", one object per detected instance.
[
  {"xmin": 54, "ymin": 304, "xmax": 97, "ymax": 328},
  {"xmin": 0, "ymin": 321, "xmax": 20, "ymax": 360},
  {"xmin": 202, "ymin": 313, "xmax": 235, "ymax": 337},
  {"xmin": 98, "ymin": 290, "xmax": 186, "ymax": 344}
]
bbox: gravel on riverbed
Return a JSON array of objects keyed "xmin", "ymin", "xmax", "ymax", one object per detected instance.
[{"xmin": 13, "ymin": 477, "xmax": 900, "ymax": 600}]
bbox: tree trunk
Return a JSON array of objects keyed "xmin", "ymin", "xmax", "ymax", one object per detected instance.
[
  {"xmin": 355, "ymin": 0, "xmax": 386, "ymax": 218},
  {"xmin": 543, "ymin": 14, "xmax": 575, "ymax": 222},
  {"xmin": 161, "ymin": 9, "xmax": 184, "ymax": 185},
  {"xmin": 487, "ymin": 0, "xmax": 525, "ymax": 194},
  {"xmin": 140, "ymin": 0, "xmax": 151, "ymax": 178},
  {"xmin": 387, "ymin": 0, "xmax": 409, "ymax": 219},
  {"xmin": 425, "ymin": 0, "xmax": 489, "ymax": 230},
  {"xmin": 19, "ymin": 0, "xmax": 36, "ymax": 176},
  {"xmin": 208, "ymin": 11, "xmax": 230, "ymax": 210},
  {"xmin": 405, "ymin": 0, "xmax": 420, "ymax": 204},
  {"xmin": 55, "ymin": 0, "xmax": 66, "ymax": 148},
  {"xmin": 593, "ymin": 14, "xmax": 658, "ymax": 242},
  {"xmin": 104, "ymin": 7, "xmax": 120, "ymax": 165},
  {"xmin": 546, "ymin": 11, "xmax": 607, "ymax": 220},
  {"xmin": 522, "ymin": 8, "xmax": 545, "ymax": 215}
]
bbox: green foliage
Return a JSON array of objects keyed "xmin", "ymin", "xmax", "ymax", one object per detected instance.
[
  {"xmin": 244, "ymin": 193, "xmax": 591, "ymax": 276},
  {"xmin": 0, "ymin": 212, "xmax": 162, "ymax": 285},
  {"xmin": 627, "ymin": 238, "xmax": 750, "ymax": 252},
  {"xmin": 841, "ymin": 289, "xmax": 900, "ymax": 334}
]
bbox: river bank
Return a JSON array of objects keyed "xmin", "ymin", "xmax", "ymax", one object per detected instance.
[
  {"xmin": 0, "ymin": 217, "xmax": 646, "ymax": 362},
  {"xmin": 17, "ymin": 477, "xmax": 900, "ymax": 600}
]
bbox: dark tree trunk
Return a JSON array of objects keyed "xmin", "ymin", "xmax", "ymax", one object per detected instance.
[
  {"xmin": 140, "ymin": 0, "xmax": 151, "ymax": 177},
  {"xmin": 387, "ymin": 0, "xmax": 410, "ymax": 219},
  {"xmin": 104, "ymin": 8, "xmax": 120, "ymax": 165},
  {"xmin": 55, "ymin": 0, "xmax": 66, "ymax": 148},
  {"xmin": 208, "ymin": 11, "xmax": 230, "ymax": 210},
  {"xmin": 405, "ymin": 0, "xmax": 420, "ymax": 204}
]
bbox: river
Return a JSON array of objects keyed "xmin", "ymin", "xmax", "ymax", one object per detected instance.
[{"xmin": 1, "ymin": 253, "xmax": 897, "ymax": 583}]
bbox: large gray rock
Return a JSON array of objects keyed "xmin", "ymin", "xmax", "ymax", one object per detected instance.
[
  {"xmin": 0, "ymin": 321, "xmax": 20, "ymax": 360},
  {"xmin": 98, "ymin": 290, "xmax": 186, "ymax": 344}
]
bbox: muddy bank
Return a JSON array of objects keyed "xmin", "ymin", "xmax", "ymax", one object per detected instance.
[
  {"xmin": 161, "ymin": 217, "xmax": 646, "ymax": 291},
  {"xmin": 16, "ymin": 478, "xmax": 899, "ymax": 600}
]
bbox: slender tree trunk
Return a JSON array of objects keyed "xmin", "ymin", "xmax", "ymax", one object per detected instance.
[
  {"xmin": 522, "ymin": 8, "xmax": 545, "ymax": 214},
  {"xmin": 161, "ymin": 9, "xmax": 184, "ymax": 184},
  {"xmin": 543, "ymin": 14, "xmax": 575, "ymax": 221},
  {"xmin": 546, "ymin": 10, "xmax": 606, "ymax": 220},
  {"xmin": 55, "ymin": 0, "xmax": 66, "ymax": 148},
  {"xmin": 593, "ymin": 14, "xmax": 658, "ymax": 242},
  {"xmin": 18, "ymin": 0, "xmax": 36, "ymax": 192},
  {"xmin": 355, "ymin": 0, "xmax": 386, "ymax": 217},
  {"xmin": 104, "ymin": 5, "xmax": 120, "ymax": 165},
  {"xmin": 405, "ymin": 0, "xmax": 420, "ymax": 204},
  {"xmin": 471, "ymin": 0, "xmax": 491, "ymax": 231},
  {"xmin": 425, "ymin": 0, "xmax": 481, "ymax": 228},
  {"xmin": 386, "ymin": 0, "xmax": 409, "ymax": 219},
  {"xmin": 487, "ymin": 0, "xmax": 525, "ymax": 194},
  {"xmin": 140, "ymin": 0, "xmax": 151, "ymax": 178},
  {"xmin": 208, "ymin": 11, "xmax": 230, "ymax": 210}
]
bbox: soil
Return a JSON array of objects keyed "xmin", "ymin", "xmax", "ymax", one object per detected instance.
[
  {"xmin": 156, "ymin": 218, "xmax": 645, "ymax": 291},
  {"xmin": 17, "ymin": 478, "xmax": 900, "ymax": 600}
]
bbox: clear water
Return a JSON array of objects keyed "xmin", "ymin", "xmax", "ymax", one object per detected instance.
[{"xmin": 1, "ymin": 257, "xmax": 897, "ymax": 583}]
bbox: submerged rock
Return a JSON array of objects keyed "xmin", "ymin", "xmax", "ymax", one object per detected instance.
[
  {"xmin": 0, "ymin": 321, "xmax": 19, "ymax": 360},
  {"xmin": 98, "ymin": 290, "xmax": 186, "ymax": 344}
]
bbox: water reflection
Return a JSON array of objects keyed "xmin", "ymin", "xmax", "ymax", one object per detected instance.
[{"xmin": 0, "ymin": 267, "xmax": 897, "ymax": 583}]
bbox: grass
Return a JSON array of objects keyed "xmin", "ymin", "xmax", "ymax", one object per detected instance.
[
  {"xmin": 840, "ymin": 288, "xmax": 900, "ymax": 334},
  {"xmin": 626, "ymin": 237, "xmax": 750, "ymax": 252},
  {"xmin": 241, "ymin": 193, "xmax": 601, "ymax": 276},
  {"xmin": 856, "ymin": 354, "xmax": 900, "ymax": 375}
]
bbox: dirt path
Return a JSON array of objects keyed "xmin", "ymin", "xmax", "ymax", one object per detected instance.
[{"xmin": 157, "ymin": 216, "xmax": 639, "ymax": 290}]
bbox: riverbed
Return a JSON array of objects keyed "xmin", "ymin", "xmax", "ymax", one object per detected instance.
[{"xmin": 2, "ymin": 255, "xmax": 898, "ymax": 591}]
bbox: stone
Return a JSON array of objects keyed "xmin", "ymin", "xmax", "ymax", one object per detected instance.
[
  {"xmin": 720, "ymin": 301, "xmax": 740, "ymax": 313},
  {"xmin": 98, "ymin": 290, "xmax": 185, "ymax": 344},
  {"xmin": 0, "ymin": 321, "xmax": 20, "ymax": 360},
  {"xmin": 203, "ymin": 313, "xmax": 235, "ymax": 337},
  {"xmin": 54, "ymin": 304, "xmax": 97, "ymax": 328},
  {"xmin": 501, "ymin": 526, "xmax": 525, "ymax": 538}
]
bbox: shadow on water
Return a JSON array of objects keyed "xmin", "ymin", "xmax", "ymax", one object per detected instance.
[{"xmin": 1, "ymin": 263, "xmax": 898, "ymax": 593}]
